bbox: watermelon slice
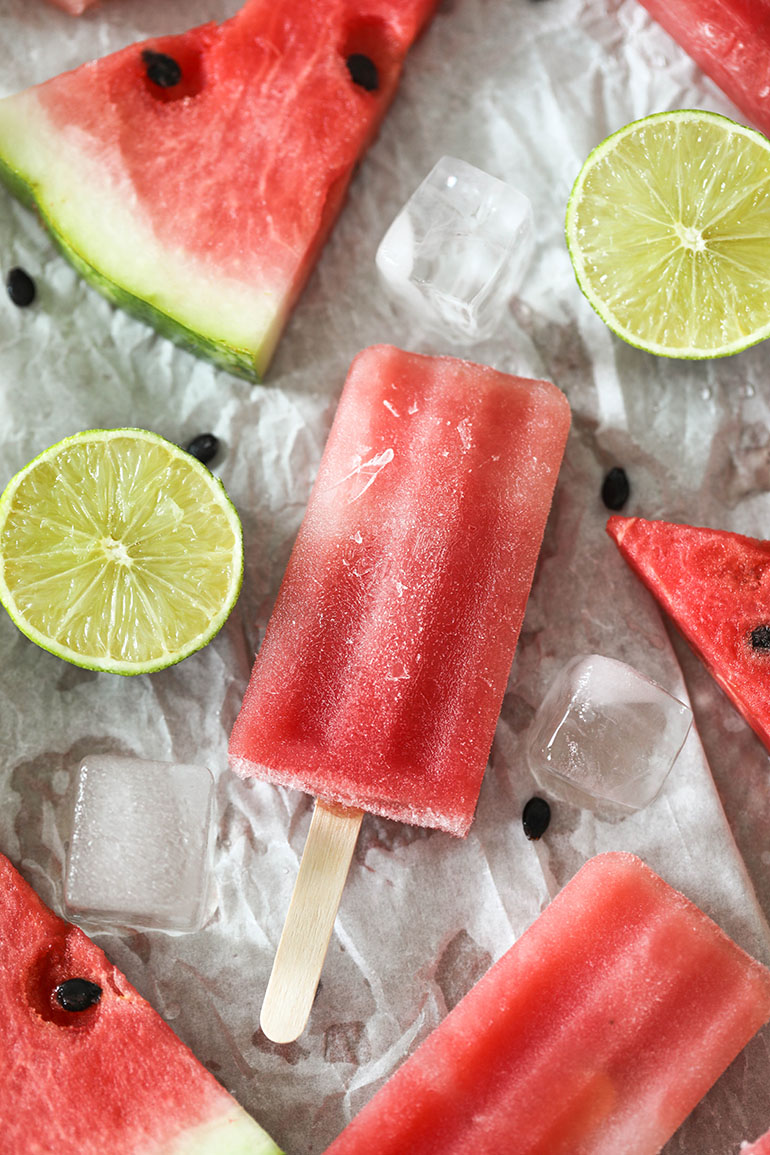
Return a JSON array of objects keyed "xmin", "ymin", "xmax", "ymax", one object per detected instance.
[
  {"xmin": 0, "ymin": 0, "xmax": 437, "ymax": 379},
  {"xmin": 0, "ymin": 851, "xmax": 281, "ymax": 1154},
  {"xmin": 637, "ymin": 1, "xmax": 770, "ymax": 139},
  {"xmin": 607, "ymin": 515, "xmax": 770, "ymax": 752}
]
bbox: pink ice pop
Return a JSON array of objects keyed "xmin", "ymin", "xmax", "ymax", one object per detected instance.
[
  {"xmin": 638, "ymin": 0, "xmax": 770, "ymax": 138},
  {"xmin": 323, "ymin": 852, "xmax": 770, "ymax": 1155},
  {"xmin": 229, "ymin": 345, "xmax": 571, "ymax": 836}
]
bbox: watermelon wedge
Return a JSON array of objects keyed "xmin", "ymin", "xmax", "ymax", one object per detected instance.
[
  {"xmin": 637, "ymin": 1, "xmax": 770, "ymax": 139},
  {"xmin": 0, "ymin": 0, "xmax": 437, "ymax": 379},
  {"xmin": 607, "ymin": 515, "xmax": 770, "ymax": 752},
  {"xmin": 0, "ymin": 851, "xmax": 281, "ymax": 1154}
]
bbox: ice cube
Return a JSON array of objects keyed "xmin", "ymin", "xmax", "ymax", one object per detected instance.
[
  {"xmin": 526, "ymin": 655, "xmax": 693, "ymax": 812},
  {"xmin": 375, "ymin": 156, "xmax": 534, "ymax": 342},
  {"xmin": 63, "ymin": 755, "xmax": 216, "ymax": 933}
]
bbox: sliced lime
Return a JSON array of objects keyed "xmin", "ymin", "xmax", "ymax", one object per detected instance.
[
  {"xmin": 0, "ymin": 429, "xmax": 243, "ymax": 674},
  {"xmin": 566, "ymin": 110, "xmax": 770, "ymax": 358}
]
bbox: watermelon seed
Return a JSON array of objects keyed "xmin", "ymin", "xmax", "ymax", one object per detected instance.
[
  {"xmin": 142, "ymin": 50, "xmax": 182, "ymax": 89},
  {"xmin": 522, "ymin": 796, "xmax": 551, "ymax": 840},
  {"xmin": 6, "ymin": 267, "xmax": 36, "ymax": 308},
  {"xmin": 55, "ymin": 978, "xmax": 102, "ymax": 1013},
  {"xmin": 601, "ymin": 466, "xmax": 630, "ymax": 511},
  {"xmin": 750, "ymin": 625, "xmax": 770, "ymax": 651},
  {"xmin": 185, "ymin": 432, "xmax": 220, "ymax": 465},
  {"xmin": 346, "ymin": 54, "xmax": 379, "ymax": 92}
]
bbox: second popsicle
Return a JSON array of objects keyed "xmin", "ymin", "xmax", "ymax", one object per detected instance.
[{"xmin": 229, "ymin": 345, "xmax": 571, "ymax": 1038}]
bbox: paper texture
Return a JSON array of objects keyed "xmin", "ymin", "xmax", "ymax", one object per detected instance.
[{"xmin": 0, "ymin": 0, "xmax": 768, "ymax": 1151}]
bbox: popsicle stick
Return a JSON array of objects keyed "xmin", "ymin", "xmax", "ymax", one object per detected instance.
[{"xmin": 260, "ymin": 799, "xmax": 363, "ymax": 1043}]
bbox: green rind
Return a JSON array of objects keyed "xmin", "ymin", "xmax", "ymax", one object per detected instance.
[
  {"xmin": 565, "ymin": 108, "xmax": 770, "ymax": 360},
  {"xmin": 0, "ymin": 428, "xmax": 244, "ymax": 676},
  {"xmin": 0, "ymin": 153, "xmax": 267, "ymax": 382},
  {"xmin": 164, "ymin": 1109, "xmax": 284, "ymax": 1155}
]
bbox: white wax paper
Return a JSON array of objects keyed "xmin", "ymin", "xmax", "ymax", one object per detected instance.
[{"xmin": 0, "ymin": 0, "xmax": 769, "ymax": 1151}]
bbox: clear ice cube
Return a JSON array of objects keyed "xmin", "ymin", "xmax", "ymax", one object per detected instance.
[
  {"xmin": 526, "ymin": 655, "xmax": 693, "ymax": 812},
  {"xmin": 375, "ymin": 156, "xmax": 534, "ymax": 342},
  {"xmin": 63, "ymin": 755, "xmax": 216, "ymax": 933}
]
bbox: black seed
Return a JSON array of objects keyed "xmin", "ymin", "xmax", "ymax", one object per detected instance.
[
  {"xmin": 751, "ymin": 625, "xmax": 770, "ymax": 651},
  {"xmin": 522, "ymin": 796, "xmax": 551, "ymax": 841},
  {"xmin": 346, "ymin": 54, "xmax": 379, "ymax": 92},
  {"xmin": 185, "ymin": 433, "xmax": 220, "ymax": 465},
  {"xmin": 601, "ymin": 466, "xmax": 630, "ymax": 511},
  {"xmin": 142, "ymin": 50, "xmax": 182, "ymax": 89},
  {"xmin": 55, "ymin": 978, "xmax": 103, "ymax": 1012},
  {"xmin": 6, "ymin": 267, "xmax": 36, "ymax": 308}
]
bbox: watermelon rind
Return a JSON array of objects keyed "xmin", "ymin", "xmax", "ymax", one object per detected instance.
[
  {"xmin": 0, "ymin": 1, "xmax": 438, "ymax": 381},
  {"xmin": 0, "ymin": 126, "xmax": 281, "ymax": 381},
  {"xmin": 163, "ymin": 1109, "xmax": 284, "ymax": 1154}
]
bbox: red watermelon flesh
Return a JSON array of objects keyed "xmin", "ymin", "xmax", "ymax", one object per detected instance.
[
  {"xmin": 637, "ymin": 0, "xmax": 770, "ymax": 138},
  {"xmin": 607, "ymin": 515, "xmax": 770, "ymax": 753},
  {"xmin": 0, "ymin": 852, "xmax": 281, "ymax": 1155},
  {"xmin": 0, "ymin": 0, "xmax": 437, "ymax": 378}
]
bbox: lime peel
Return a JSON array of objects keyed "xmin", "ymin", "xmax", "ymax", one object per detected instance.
[
  {"xmin": 0, "ymin": 429, "xmax": 243, "ymax": 674},
  {"xmin": 566, "ymin": 109, "xmax": 770, "ymax": 359}
]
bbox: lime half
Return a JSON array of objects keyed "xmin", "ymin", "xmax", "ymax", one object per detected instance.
[
  {"xmin": 0, "ymin": 429, "xmax": 243, "ymax": 674},
  {"xmin": 566, "ymin": 110, "xmax": 770, "ymax": 358}
]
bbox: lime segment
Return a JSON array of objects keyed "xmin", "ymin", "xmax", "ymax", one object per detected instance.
[
  {"xmin": 566, "ymin": 110, "xmax": 770, "ymax": 358},
  {"xmin": 0, "ymin": 429, "xmax": 243, "ymax": 674}
]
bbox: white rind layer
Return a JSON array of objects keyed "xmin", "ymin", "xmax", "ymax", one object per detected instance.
[
  {"xmin": 0, "ymin": 91, "xmax": 287, "ymax": 377},
  {"xmin": 161, "ymin": 1105, "xmax": 282, "ymax": 1155}
]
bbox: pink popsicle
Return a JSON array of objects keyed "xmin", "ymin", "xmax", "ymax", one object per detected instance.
[
  {"xmin": 323, "ymin": 852, "xmax": 770, "ymax": 1155},
  {"xmin": 638, "ymin": 0, "xmax": 770, "ymax": 138},
  {"xmin": 229, "ymin": 345, "xmax": 571, "ymax": 836}
]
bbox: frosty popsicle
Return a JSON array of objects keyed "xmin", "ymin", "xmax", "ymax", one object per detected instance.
[
  {"xmin": 230, "ymin": 345, "xmax": 570, "ymax": 833},
  {"xmin": 638, "ymin": 0, "xmax": 770, "ymax": 138},
  {"xmin": 229, "ymin": 345, "xmax": 570, "ymax": 1039},
  {"xmin": 323, "ymin": 852, "xmax": 770, "ymax": 1155}
]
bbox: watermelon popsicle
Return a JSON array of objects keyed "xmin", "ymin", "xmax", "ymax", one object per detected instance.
[
  {"xmin": 229, "ymin": 344, "xmax": 571, "ymax": 1040},
  {"xmin": 637, "ymin": 0, "xmax": 770, "ymax": 138},
  {"xmin": 323, "ymin": 853, "xmax": 770, "ymax": 1155}
]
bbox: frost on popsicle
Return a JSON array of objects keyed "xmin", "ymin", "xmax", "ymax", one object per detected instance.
[
  {"xmin": 229, "ymin": 345, "xmax": 571, "ymax": 837},
  {"xmin": 637, "ymin": 0, "xmax": 770, "ymax": 139},
  {"xmin": 323, "ymin": 853, "xmax": 770, "ymax": 1155}
]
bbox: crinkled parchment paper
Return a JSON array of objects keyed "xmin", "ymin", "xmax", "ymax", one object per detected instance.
[{"xmin": 0, "ymin": 0, "xmax": 769, "ymax": 1150}]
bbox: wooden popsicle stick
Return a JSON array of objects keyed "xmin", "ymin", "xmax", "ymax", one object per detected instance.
[{"xmin": 260, "ymin": 799, "xmax": 363, "ymax": 1044}]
